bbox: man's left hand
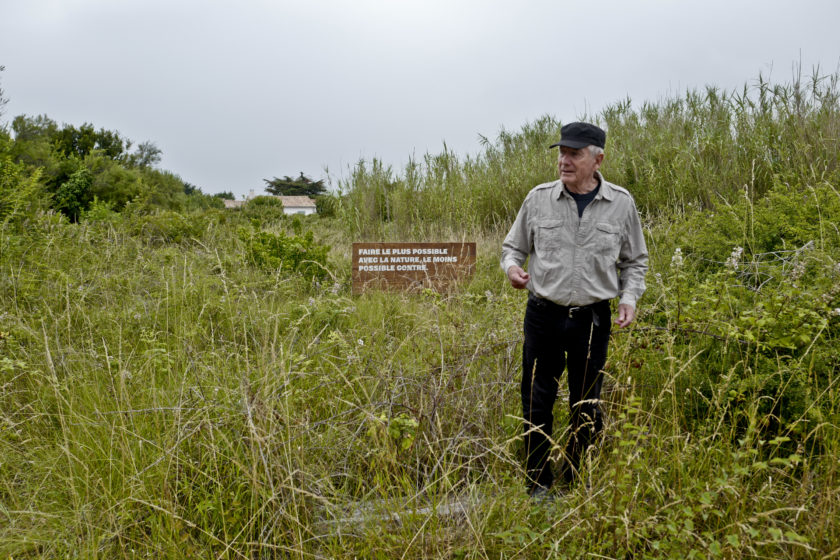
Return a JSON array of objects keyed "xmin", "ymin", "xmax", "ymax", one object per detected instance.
[{"xmin": 615, "ymin": 303, "xmax": 636, "ymax": 328}]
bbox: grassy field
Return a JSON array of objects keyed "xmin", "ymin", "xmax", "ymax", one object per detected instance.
[{"xmin": 2, "ymin": 71, "xmax": 840, "ymax": 558}]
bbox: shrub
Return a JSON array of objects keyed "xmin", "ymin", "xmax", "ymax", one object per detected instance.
[
  {"xmin": 314, "ymin": 194, "xmax": 338, "ymax": 217},
  {"xmin": 239, "ymin": 195, "xmax": 287, "ymax": 226},
  {"xmin": 54, "ymin": 166, "xmax": 92, "ymax": 222},
  {"xmin": 81, "ymin": 196, "xmax": 119, "ymax": 223},
  {"xmin": 247, "ymin": 195, "xmax": 284, "ymax": 208},
  {"xmin": 673, "ymin": 178, "xmax": 840, "ymax": 267},
  {"xmin": 240, "ymin": 227, "xmax": 329, "ymax": 282},
  {"xmin": 0, "ymin": 149, "xmax": 47, "ymax": 224},
  {"xmin": 126, "ymin": 210, "xmax": 207, "ymax": 244}
]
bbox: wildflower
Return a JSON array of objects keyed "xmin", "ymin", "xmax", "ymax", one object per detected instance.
[
  {"xmin": 357, "ymin": 339, "xmax": 364, "ymax": 346},
  {"xmin": 725, "ymin": 246, "xmax": 744, "ymax": 271},
  {"xmin": 670, "ymin": 248, "xmax": 684, "ymax": 269},
  {"xmin": 791, "ymin": 259, "xmax": 806, "ymax": 281},
  {"xmin": 654, "ymin": 272, "xmax": 663, "ymax": 285},
  {"xmin": 832, "ymin": 308, "xmax": 840, "ymax": 317}
]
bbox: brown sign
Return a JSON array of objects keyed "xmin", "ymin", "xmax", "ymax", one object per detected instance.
[{"xmin": 352, "ymin": 242, "xmax": 476, "ymax": 294}]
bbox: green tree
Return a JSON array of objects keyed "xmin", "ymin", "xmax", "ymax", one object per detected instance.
[
  {"xmin": 11, "ymin": 114, "xmax": 58, "ymax": 144},
  {"xmin": 263, "ymin": 172, "xmax": 326, "ymax": 196},
  {"xmin": 53, "ymin": 123, "xmax": 127, "ymax": 160},
  {"xmin": 87, "ymin": 154, "xmax": 142, "ymax": 210},
  {"xmin": 214, "ymin": 191, "xmax": 235, "ymax": 200},
  {"xmin": 138, "ymin": 168, "xmax": 188, "ymax": 210},
  {"xmin": 130, "ymin": 140, "xmax": 162, "ymax": 168},
  {"xmin": 54, "ymin": 166, "xmax": 93, "ymax": 222}
]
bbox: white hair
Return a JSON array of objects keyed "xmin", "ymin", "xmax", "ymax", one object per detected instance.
[{"xmin": 556, "ymin": 145, "xmax": 605, "ymax": 158}]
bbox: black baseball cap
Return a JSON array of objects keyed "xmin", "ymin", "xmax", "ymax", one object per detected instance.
[{"xmin": 549, "ymin": 122, "xmax": 606, "ymax": 149}]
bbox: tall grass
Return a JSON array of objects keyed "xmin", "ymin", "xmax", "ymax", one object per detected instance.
[
  {"xmin": 338, "ymin": 69, "xmax": 840, "ymax": 238},
  {"xmin": 1, "ymin": 69, "xmax": 839, "ymax": 557}
]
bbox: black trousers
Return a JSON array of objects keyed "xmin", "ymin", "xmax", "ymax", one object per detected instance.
[{"xmin": 521, "ymin": 294, "xmax": 611, "ymax": 489}]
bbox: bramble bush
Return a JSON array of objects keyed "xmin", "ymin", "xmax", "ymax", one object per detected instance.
[
  {"xmin": 239, "ymin": 226, "xmax": 330, "ymax": 282},
  {"xmin": 670, "ymin": 178, "xmax": 840, "ymax": 268}
]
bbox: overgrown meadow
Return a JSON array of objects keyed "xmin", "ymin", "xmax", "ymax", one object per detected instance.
[{"xmin": 2, "ymin": 71, "xmax": 840, "ymax": 558}]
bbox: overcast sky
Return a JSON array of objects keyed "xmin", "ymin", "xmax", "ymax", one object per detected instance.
[{"xmin": 2, "ymin": 0, "xmax": 840, "ymax": 199}]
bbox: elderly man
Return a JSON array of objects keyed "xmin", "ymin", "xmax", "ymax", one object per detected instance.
[{"xmin": 501, "ymin": 122, "xmax": 648, "ymax": 496}]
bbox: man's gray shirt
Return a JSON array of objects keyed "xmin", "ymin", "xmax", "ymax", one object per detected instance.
[{"xmin": 501, "ymin": 172, "xmax": 648, "ymax": 308}]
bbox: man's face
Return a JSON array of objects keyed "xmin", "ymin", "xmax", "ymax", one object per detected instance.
[{"xmin": 557, "ymin": 146, "xmax": 604, "ymax": 191}]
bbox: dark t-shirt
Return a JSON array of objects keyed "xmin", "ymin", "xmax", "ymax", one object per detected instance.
[{"xmin": 567, "ymin": 180, "xmax": 601, "ymax": 217}]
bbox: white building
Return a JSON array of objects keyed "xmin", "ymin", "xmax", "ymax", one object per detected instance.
[
  {"xmin": 223, "ymin": 191, "xmax": 317, "ymax": 215},
  {"xmin": 277, "ymin": 196, "xmax": 317, "ymax": 215}
]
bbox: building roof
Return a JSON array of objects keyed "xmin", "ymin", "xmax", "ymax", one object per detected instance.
[
  {"xmin": 277, "ymin": 196, "xmax": 316, "ymax": 208},
  {"xmin": 223, "ymin": 195, "xmax": 317, "ymax": 209}
]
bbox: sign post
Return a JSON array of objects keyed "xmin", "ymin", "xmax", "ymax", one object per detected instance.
[{"xmin": 352, "ymin": 242, "xmax": 476, "ymax": 294}]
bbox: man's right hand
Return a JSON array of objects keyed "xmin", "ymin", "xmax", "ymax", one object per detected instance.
[{"xmin": 507, "ymin": 265, "xmax": 530, "ymax": 289}]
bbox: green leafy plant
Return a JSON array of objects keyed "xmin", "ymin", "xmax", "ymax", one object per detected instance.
[
  {"xmin": 53, "ymin": 165, "xmax": 92, "ymax": 221},
  {"xmin": 240, "ymin": 227, "xmax": 329, "ymax": 282}
]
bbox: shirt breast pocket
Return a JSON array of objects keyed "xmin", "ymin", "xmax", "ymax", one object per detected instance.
[
  {"xmin": 594, "ymin": 222, "xmax": 621, "ymax": 261},
  {"xmin": 535, "ymin": 219, "xmax": 566, "ymax": 252}
]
